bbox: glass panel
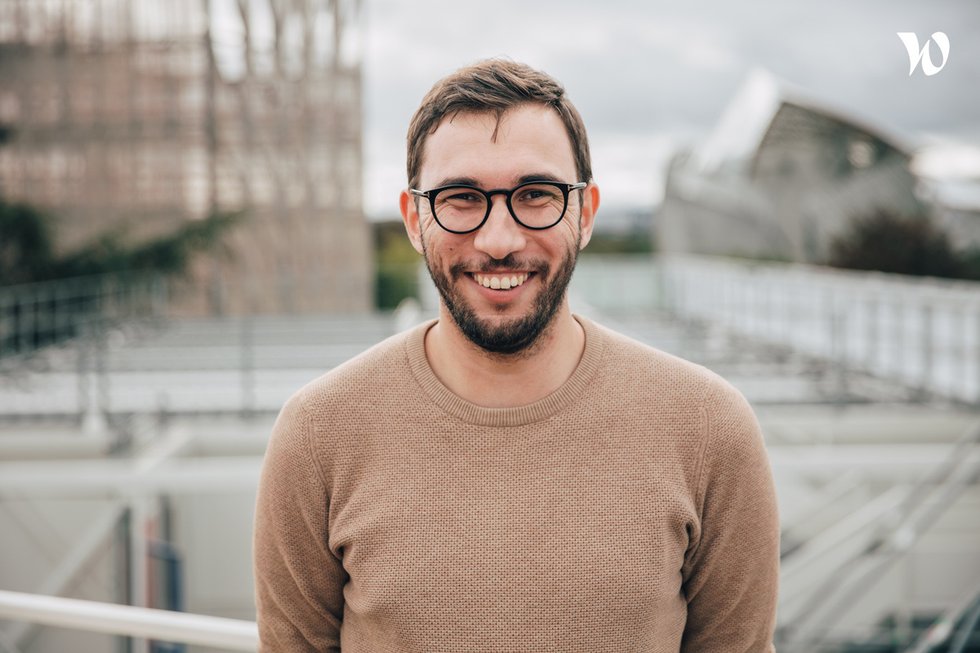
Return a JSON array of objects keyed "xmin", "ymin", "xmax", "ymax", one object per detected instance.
[
  {"xmin": 433, "ymin": 186, "xmax": 487, "ymax": 232},
  {"xmin": 512, "ymin": 182, "xmax": 565, "ymax": 227}
]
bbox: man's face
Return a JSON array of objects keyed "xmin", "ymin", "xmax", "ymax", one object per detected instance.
[{"xmin": 400, "ymin": 104, "xmax": 598, "ymax": 355}]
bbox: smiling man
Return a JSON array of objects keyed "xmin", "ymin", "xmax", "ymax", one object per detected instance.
[{"xmin": 254, "ymin": 60, "xmax": 779, "ymax": 652}]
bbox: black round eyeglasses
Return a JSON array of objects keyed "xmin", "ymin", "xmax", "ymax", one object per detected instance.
[{"xmin": 409, "ymin": 180, "xmax": 587, "ymax": 234}]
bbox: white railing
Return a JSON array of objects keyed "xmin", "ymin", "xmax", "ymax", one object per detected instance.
[
  {"xmin": 0, "ymin": 590, "xmax": 258, "ymax": 651},
  {"xmin": 660, "ymin": 254, "xmax": 980, "ymax": 404}
]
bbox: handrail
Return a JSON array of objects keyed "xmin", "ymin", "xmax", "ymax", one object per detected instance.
[
  {"xmin": 0, "ymin": 590, "xmax": 258, "ymax": 651},
  {"xmin": 659, "ymin": 254, "xmax": 980, "ymax": 404}
]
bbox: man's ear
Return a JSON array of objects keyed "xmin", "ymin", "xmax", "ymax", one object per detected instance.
[
  {"xmin": 399, "ymin": 190, "xmax": 425, "ymax": 255},
  {"xmin": 577, "ymin": 182, "xmax": 600, "ymax": 250}
]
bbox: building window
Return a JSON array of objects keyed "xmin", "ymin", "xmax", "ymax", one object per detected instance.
[{"xmin": 848, "ymin": 139, "xmax": 874, "ymax": 169}]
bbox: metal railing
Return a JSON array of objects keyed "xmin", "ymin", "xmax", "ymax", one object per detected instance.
[
  {"xmin": 0, "ymin": 590, "xmax": 257, "ymax": 651},
  {"xmin": 0, "ymin": 272, "xmax": 169, "ymax": 362},
  {"xmin": 660, "ymin": 254, "xmax": 980, "ymax": 404}
]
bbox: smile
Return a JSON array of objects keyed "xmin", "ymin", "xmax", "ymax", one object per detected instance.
[{"xmin": 471, "ymin": 272, "xmax": 531, "ymax": 290}]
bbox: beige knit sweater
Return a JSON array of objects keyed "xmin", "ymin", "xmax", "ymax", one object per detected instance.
[{"xmin": 254, "ymin": 316, "xmax": 779, "ymax": 652}]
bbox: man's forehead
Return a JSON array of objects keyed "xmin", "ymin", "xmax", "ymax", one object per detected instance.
[
  {"xmin": 441, "ymin": 109, "xmax": 504, "ymax": 138},
  {"xmin": 430, "ymin": 104, "xmax": 558, "ymax": 140},
  {"xmin": 420, "ymin": 104, "xmax": 576, "ymax": 184}
]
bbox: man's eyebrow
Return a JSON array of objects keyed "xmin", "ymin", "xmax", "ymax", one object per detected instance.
[
  {"xmin": 515, "ymin": 172, "xmax": 564, "ymax": 185},
  {"xmin": 430, "ymin": 172, "xmax": 568, "ymax": 189},
  {"xmin": 433, "ymin": 176, "xmax": 480, "ymax": 188}
]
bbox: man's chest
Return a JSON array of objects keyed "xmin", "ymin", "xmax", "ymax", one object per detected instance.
[{"xmin": 325, "ymin": 433, "xmax": 698, "ymax": 648}]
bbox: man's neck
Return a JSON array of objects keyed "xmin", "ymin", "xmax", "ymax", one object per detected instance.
[{"xmin": 423, "ymin": 304, "xmax": 586, "ymax": 408}]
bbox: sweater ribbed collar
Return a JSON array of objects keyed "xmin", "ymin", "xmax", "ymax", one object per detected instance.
[{"xmin": 405, "ymin": 315, "xmax": 605, "ymax": 427}]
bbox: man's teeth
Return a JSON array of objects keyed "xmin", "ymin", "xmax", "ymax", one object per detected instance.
[{"xmin": 474, "ymin": 273, "xmax": 528, "ymax": 290}]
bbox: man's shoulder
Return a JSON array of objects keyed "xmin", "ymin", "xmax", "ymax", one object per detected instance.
[
  {"xmin": 591, "ymin": 319, "xmax": 725, "ymax": 401},
  {"xmin": 590, "ymin": 319, "xmax": 762, "ymax": 458}
]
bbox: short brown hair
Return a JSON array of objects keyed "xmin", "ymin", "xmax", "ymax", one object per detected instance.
[{"xmin": 406, "ymin": 59, "xmax": 592, "ymax": 190}]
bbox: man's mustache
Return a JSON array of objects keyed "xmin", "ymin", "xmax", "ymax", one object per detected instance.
[{"xmin": 449, "ymin": 255, "xmax": 550, "ymax": 277}]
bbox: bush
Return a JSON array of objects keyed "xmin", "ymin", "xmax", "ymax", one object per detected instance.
[
  {"xmin": 0, "ymin": 201, "xmax": 57, "ymax": 285},
  {"xmin": 373, "ymin": 221, "xmax": 421, "ymax": 309},
  {"xmin": 827, "ymin": 210, "xmax": 976, "ymax": 280}
]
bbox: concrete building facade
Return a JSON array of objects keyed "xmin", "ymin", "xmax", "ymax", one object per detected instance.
[{"xmin": 0, "ymin": 0, "xmax": 372, "ymax": 314}]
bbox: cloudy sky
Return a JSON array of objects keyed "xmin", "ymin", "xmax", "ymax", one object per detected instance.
[{"xmin": 360, "ymin": 0, "xmax": 979, "ymax": 219}]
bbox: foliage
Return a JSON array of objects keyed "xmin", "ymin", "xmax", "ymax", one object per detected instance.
[
  {"xmin": 581, "ymin": 231, "xmax": 654, "ymax": 256},
  {"xmin": 0, "ymin": 201, "xmax": 57, "ymax": 285},
  {"xmin": 827, "ymin": 209, "xmax": 979, "ymax": 281},
  {"xmin": 54, "ymin": 211, "xmax": 243, "ymax": 280},
  {"xmin": 0, "ymin": 199, "xmax": 244, "ymax": 357},
  {"xmin": 373, "ymin": 221, "xmax": 421, "ymax": 309},
  {"xmin": 958, "ymin": 246, "xmax": 980, "ymax": 281},
  {"xmin": 0, "ymin": 199, "xmax": 244, "ymax": 287}
]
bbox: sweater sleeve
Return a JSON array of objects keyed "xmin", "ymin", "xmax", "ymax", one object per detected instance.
[
  {"xmin": 253, "ymin": 390, "xmax": 347, "ymax": 652},
  {"xmin": 680, "ymin": 379, "xmax": 779, "ymax": 652}
]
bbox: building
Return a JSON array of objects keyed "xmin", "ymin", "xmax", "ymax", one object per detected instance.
[
  {"xmin": 0, "ymin": 0, "xmax": 372, "ymax": 314},
  {"xmin": 659, "ymin": 69, "xmax": 924, "ymax": 264}
]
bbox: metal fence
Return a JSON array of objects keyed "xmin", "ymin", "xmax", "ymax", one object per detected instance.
[
  {"xmin": 0, "ymin": 273, "xmax": 169, "ymax": 362},
  {"xmin": 5, "ymin": 256, "xmax": 980, "ymax": 419},
  {"xmin": 660, "ymin": 255, "xmax": 980, "ymax": 405}
]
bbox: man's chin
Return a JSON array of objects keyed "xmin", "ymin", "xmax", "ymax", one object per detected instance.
[
  {"xmin": 451, "ymin": 308, "xmax": 553, "ymax": 356},
  {"xmin": 425, "ymin": 247, "xmax": 577, "ymax": 356}
]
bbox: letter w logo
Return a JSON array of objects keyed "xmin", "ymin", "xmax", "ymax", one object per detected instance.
[{"xmin": 897, "ymin": 32, "xmax": 950, "ymax": 76}]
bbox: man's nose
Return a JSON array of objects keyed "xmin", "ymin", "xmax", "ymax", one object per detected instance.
[{"xmin": 472, "ymin": 196, "xmax": 527, "ymax": 260}]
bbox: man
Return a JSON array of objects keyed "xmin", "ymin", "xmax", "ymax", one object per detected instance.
[{"xmin": 254, "ymin": 59, "xmax": 779, "ymax": 652}]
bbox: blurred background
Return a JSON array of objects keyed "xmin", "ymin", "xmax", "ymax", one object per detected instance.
[{"xmin": 1, "ymin": 1, "xmax": 979, "ymax": 652}]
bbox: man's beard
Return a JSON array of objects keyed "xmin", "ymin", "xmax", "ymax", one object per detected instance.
[{"xmin": 422, "ymin": 241, "xmax": 579, "ymax": 356}]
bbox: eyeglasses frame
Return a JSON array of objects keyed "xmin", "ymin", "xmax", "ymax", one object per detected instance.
[{"xmin": 409, "ymin": 180, "xmax": 588, "ymax": 234}]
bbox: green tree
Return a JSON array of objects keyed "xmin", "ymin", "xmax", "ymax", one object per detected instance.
[
  {"xmin": 374, "ymin": 221, "xmax": 421, "ymax": 309},
  {"xmin": 0, "ymin": 198, "xmax": 243, "ymax": 286},
  {"xmin": 1, "ymin": 198, "xmax": 244, "ymax": 355},
  {"xmin": 52, "ymin": 210, "xmax": 243, "ymax": 280},
  {"xmin": 0, "ymin": 201, "xmax": 57, "ymax": 285}
]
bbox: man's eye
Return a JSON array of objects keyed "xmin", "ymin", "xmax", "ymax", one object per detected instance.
[
  {"xmin": 516, "ymin": 187, "xmax": 558, "ymax": 203},
  {"xmin": 444, "ymin": 192, "xmax": 481, "ymax": 203}
]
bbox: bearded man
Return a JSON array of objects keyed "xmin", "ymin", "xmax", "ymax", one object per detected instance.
[{"xmin": 253, "ymin": 59, "xmax": 779, "ymax": 652}]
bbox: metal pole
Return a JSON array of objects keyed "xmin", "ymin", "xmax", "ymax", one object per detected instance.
[
  {"xmin": 895, "ymin": 300, "xmax": 905, "ymax": 383},
  {"xmin": 976, "ymin": 308, "xmax": 980, "ymax": 405},
  {"xmin": 921, "ymin": 303, "xmax": 933, "ymax": 397},
  {"xmin": 866, "ymin": 296, "xmax": 877, "ymax": 373},
  {"xmin": 129, "ymin": 497, "xmax": 151, "ymax": 653},
  {"xmin": 0, "ymin": 589, "xmax": 258, "ymax": 651},
  {"xmin": 240, "ymin": 313, "xmax": 255, "ymax": 418},
  {"xmin": 961, "ymin": 308, "xmax": 971, "ymax": 403}
]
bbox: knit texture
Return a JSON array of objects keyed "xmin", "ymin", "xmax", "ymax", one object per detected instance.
[{"xmin": 254, "ymin": 316, "xmax": 779, "ymax": 652}]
